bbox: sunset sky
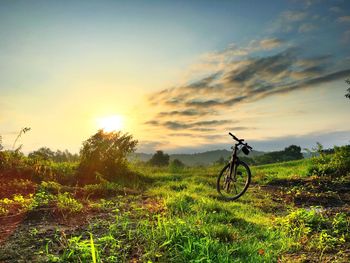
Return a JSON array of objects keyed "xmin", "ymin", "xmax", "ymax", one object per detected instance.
[{"xmin": 1, "ymin": 0, "xmax": 350, "ymax": 154}]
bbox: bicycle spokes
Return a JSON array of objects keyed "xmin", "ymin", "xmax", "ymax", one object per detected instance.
[
  {"xmin": 217, "ymin": 161, "xmax": 251, "ymax": 200},
  {"xmin": 217, "ymin": 133, "xmax": 252, "ymax": 200}
]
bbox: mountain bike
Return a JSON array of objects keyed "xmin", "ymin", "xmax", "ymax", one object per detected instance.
[{"xmin": 217, "ymin": 132, "xmax": 253, "ymax": 200}]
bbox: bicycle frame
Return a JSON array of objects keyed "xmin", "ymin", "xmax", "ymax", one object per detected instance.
[
  {"xmin": 225, "ymin": 143, "xmax": 240, "ymax": 190},
  {"xmin": 217, "ymin": 132, "xmax": 252, "ymax": 200}
]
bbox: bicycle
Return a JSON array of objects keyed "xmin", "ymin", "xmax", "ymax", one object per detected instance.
[{"xmin": 217, "ymin": 132, "xmax": 253, "ymax": 200}]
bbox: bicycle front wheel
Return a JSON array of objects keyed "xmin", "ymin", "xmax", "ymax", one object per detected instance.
[{"xmin": 217, "ymin": 160, "xmax": 251, "ymax": 200}]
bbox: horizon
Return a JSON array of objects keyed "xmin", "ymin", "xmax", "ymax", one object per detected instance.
[{"xmin": 1, "ymin": 0, "xmax": 350, "ymax": 154}]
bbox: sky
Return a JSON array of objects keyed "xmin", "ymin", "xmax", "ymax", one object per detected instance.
[{"xmin": 0, "ymin": 0, "xmax": 350, "ymax": 154}]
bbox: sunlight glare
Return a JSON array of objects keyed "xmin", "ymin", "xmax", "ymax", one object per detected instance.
[{"xmin": 97, "ymin": 115, "xmax": 124, "ymax": 132}]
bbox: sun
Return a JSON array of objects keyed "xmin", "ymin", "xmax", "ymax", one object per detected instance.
[{"xmin": 97, "ymin": 115, "xmax": 124, "ymax": 132}]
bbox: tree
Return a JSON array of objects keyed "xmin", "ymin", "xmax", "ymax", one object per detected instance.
[
  {"xmin": 149, "ymin": 150, "xmax": 169, "ymax": 166},
  {"xmin": 28, "ymin": 147, "xmax": 55, "ymax": 161},
  {"xmin": 77, "ymin": 130, "xmax": 138, "ymax": 184},
  {"xmin": 54, "ymin": 149, "xmax": 79, "ymax": 162},
  {"xmin": 253, "ymin": 145, "xmax": 303, "ymax": 165},
  {"xmin": 284, "ymin": 145, "xmax": 303, "ymax": 160},
  {"xmin": 345, "ymin": 79, "xmax": 350, "ymax": 99}
]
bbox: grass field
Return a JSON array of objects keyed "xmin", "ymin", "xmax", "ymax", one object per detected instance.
[{"xmin": 0, "ymin": 157, "xmax": 349, "ymax": 262}]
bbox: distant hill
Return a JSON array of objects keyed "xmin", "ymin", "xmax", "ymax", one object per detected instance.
[{"xmin": 130, "ymin": 149, "xmax": 265, "ymax": 166}]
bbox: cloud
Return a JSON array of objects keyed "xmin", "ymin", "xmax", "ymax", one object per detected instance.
[
  {"xmin": 292, "ymin": 0, "xmax": 321, "ymax": 9},
  {"xmin": 198, "ymin": 38, "xmax": 286, "ymax": 66},
  {"xmin": 144, "ymin": 39, "xmax": 350, "ymax": 134},
  {"xmin": 146, "ymin": 119, "xmax": 233, "ymax": 130},
  {"xmin": 298, "ymin": 23, "xmax": 317, "ymax": 33},
  {"xmin": 136, "ymin": 140, "xmax": 169, "ymax": 153},
  {"xmin": 329, "ymin": 6, "xmax": 342, "ymax": 13},
  {"xmin": 158, "ymin": 109, "xmax": 216, "ymax": 117},
  {"xmin": 259, "ymin": 38, "xmax": 285, "ymax": 49},
  {"xmin": 282, "ymin": 11, "xmax": 307, "ymax": 21},
  {"xmin": 337, "ymin": 16, "xmax": 350, "ymax": 23},
  {"xmin": 268, "ymin": 10, "xmax": 310, "ymax": 33}
]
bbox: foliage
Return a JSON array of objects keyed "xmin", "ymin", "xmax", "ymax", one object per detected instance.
[
  {"xmin": 345, "ymin": 78, "xmax": 350, "ymax": 99},
  {"xmin": 56, "ymin": 192, "xmax": 83, "ymax": 214},
  {"xmin": 169, "ymin": 159, "xmax": 185, "ymax": 172},
  {"xmin": 77, "ymin": 130, "xmax": 137, "ymax": 184},
  {"xmin": 83, "ymin": 182, "xmax": 124, "ymax": 198},
  {"xmin": 11, "ymin": 127, "xmax": 31, "ymax": 152},
  {"xmin": 0, "ymin": 128, "xmax": 32, "ymax": 173},
  {"xmin": 28, "ymin": 147, "xmax": 55, "ymax": 161},
  {"xmin": 149, "ymin": 151, "xmax": 170, "ymax": 166},
  {"xmin": 2, "ymin": 132, "xmax": 350, "ymax": 262},
  {"xmin": 0, "ymin": 150, "xmax": 29, "ymax": 173},
  {"xmin": 0, "ymin": 194, "xmax": 33, "ymax": 216},
  {"xmin": 171, "ymin": 159, "xmax": 185, "ymax": 167},
  {"xmin": 149, "ymin": 150, "xmax": 170, "ymax": 166},
  {"xmin": 30, "ymin": 187, "xmax": 56, "ymax": 209},
  {"xmin": 28, "ymin": 148, "xmax": 79, "ymax": 162},
  {"xmin": 277, "ymin": 208, "xmax": 349, "ymax": 252},
  {"xmin": 254, "ymin": 145, "xmax": 303, "ymax": 165},
  {"xmin": 308, "ymin": 144, "xmax": 350, "ymax": 176}
]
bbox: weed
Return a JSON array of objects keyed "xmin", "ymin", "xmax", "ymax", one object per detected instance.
[{"xmin": 56, "ymin": 192, "xmax": 83, "ymax": 214}]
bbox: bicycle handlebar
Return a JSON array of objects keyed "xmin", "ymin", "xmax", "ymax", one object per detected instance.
[
  {"xmin": 229, "ymin": 132, "xmax": 244, "ymax": 142},
  {"xmin": 228, "ymin": 132, "xmax": 252, "ymax": 149}
]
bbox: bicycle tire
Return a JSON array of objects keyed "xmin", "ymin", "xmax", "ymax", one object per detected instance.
[{"xmin": 217, "ymin": 160, "xmax": 251, "ymax": 201}]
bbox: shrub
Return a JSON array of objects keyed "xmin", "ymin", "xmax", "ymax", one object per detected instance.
[
  {"xmin": 57, "ymin": 192, "xmax": 83, "ymax": 214},
  {"xmin": 0, "ymin": 150, "xmax": 26, "ymax": 171},
  {"xmin": 277, "ymin": 208, "xmax": 349, "ymax": 252},
  {"xmin": 277, "ymin": 207, "xmax": 326, "ymax": 242},
  {"xmin": 308, "ymin": 144, "xmax": 350, "ymax": 176},
  {"xmin": 0, "ymin": 194, "xmax": 34, "ymax": 216},
  {"xmin": 77, "ymin": 130, "xmax": 137, "ymax": 184}
]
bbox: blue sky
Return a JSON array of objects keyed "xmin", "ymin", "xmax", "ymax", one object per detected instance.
[{"xmin": 0, "ymin": 0, "xmax": 350, "ymax": 153}]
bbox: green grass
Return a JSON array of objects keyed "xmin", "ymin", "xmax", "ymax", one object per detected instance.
[
  {"xmin": 2, "ymin": 158, "xmax": 349, "ymax": 262},
  {"xmin": 252, "ymin": 158, "xmax": 312, "ymax": 184},
  {"xmin": 44, "ymin": 160, "xmax": 310, "ymax": 262}
]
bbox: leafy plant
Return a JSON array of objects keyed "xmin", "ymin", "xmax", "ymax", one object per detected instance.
[
  {"xmin": 77, "ymin": 130, "xmax": 137, "ymax": 184},
  {"xmin": 12, "ymin": 127, "xmax": 31, "ymax": 152},
  {"xmin": 56, "ymin": 192, "xmax": 83, "ymax": 214},
  {"xmin": 308, "ymin": 144, "xmax": 350, "ymax": 176}
]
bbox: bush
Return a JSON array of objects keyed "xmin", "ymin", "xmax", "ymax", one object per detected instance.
[
  {"xmin": 0, "ymin": 150, "xmax": 26, "ymax": 171},
  {"xmin": 277, "ymin": 208, "xmax": 349, "ymax": 252},
  {"xmin": 57, "ymin": 192, "xmax": 83, "ymax": 214},
  {"xmin": 308, "ymin": 144, "xmax": 350, "ymax": 176},
  {"xmin": 77, "ymin": 130, "xmax": 137, "ymax": 184}
]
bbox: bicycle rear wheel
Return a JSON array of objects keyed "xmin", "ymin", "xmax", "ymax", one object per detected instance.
[{"xmin": 217, "ymin": 160, "xmax": 251, "ymax": 200}]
